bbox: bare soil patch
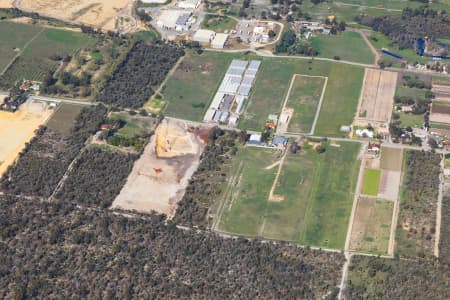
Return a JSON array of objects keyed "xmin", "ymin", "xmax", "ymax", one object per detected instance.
[
  {"xmin": 356, "ymin": 68, "xmax": 397, "ymax": 126},
  {"xmin": 380, "ymin": 146, "xmax": 403, "ymax": 172},
  {"xmin": 111, "ymin": 119, "xmax": 206, "ymax": 217},
  {"xmin": 0, "ymin": 0, "xmax": 12, "ymax": 8},
  {"xmin": 18, "ymin": 0, "xmax": 130, "ymax": 30},
  {"xmin": 378, "ymin": 170, "xmax": 401, "ymax": 201},
  {"xmin": 432, "ymin": 84, "xmax": 450, "ymax": 102},
  {"xmin": 430, "ymin": 103, "xmax": 450, "ymax": 124},
  {"xmin": 0, "ymin": 100, "xmax": 53, "ymax": 176}
]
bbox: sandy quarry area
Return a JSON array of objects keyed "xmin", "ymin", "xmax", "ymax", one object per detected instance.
[
  {"xmin": 355, "ymin": 69, "xmax": 397, "ymax": 127},
  {"xmin": 18, "ymin": 0, "xmax": 130, "ymax": 30},
  {"xmin": 0, "ymin": 100, "xmax": 53, "ymax": 176},
  {"xmin": 111, "ymin": 119, "xmax": 207, "ymax": 217},
  {"xmin": 0, "ymin": 0, "xmax": 13, "ymax": 8}
]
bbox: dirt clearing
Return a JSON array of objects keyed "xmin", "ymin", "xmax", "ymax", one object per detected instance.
[
  {"xmin": 0, "ymin": 0, "xmax": 12, "ymax": 8},
  {"xmin": 0, "ymin": 100, "xmax": 53, "ymax": 176},
  {"xmin": 111, "ymin": 119, "xmax": 207, "ymax": 217},
  {"xmin": 355, "ymin": 69, "xmax": 397, "ymax": 129},
  {"xmin": 18, "ymin": 0, "xmax": 130, "ymax": 30}
]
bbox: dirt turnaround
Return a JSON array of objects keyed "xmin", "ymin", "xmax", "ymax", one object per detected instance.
[{"xmin": 111, "ymin": 119, "xmax": 207, "ymax": 217}]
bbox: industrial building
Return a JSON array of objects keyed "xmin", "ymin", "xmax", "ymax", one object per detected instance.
[
  {"xmin": 193, "ymin": 29, "xmax": 215, "ymax": 43},
  {"xmin": 178, "ymin": 0, "xmax": 201, "ymax": 9},
  {"xmin": 211, "ymin": 33, "xmax": 229, "ymax": 49},
  {"xmin": 156, "ymin": 10, "xmax": 193, "ymax": 32},
  {"xmin": 203, "ymin": 59, "xmax": 261, "ymax": 126}
]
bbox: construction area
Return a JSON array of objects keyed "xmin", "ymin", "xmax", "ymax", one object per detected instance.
[
  {"xmin": 203, "ymin": 59, "xmax": 261, "ymax": 126},
  {"xmin": 354, "ymin": 69, "xmax": 398, "ymax": 133},
  {"xmin": 111, "ymin": 118, "xmax": 207, "ymax": 217},
  {"xmin": 17, "ymin": 0, "xmax": 131, "ymax": 31},
  {"xmin": 0, "ymin": 99, "xmax": 53, "ymax": 177}
]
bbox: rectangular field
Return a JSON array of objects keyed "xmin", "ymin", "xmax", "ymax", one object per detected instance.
[
  {"xmin": 356, "ymin": 68, "xmax": 397, "ymax": 125},
  {"xmin": 430, "ymin": 103, "xmax": 450, "ymax": 124},
  {"xmin": 284, "ymin": 75, "xmax": 326, "ymax": 134},
  {"xmin": 380, "ymin": 146, "xmax": 403, "ymax": 171},
  {"xmin": 361, "ymin": 168, "xmax": 381, "ymax": 196},
  {"xmin": 0, "ymin": 100, "xmax": 53, "ymax": 177},
  {"xmin": 349, "ymin": 197, "xmax": 393, "ymax": 255},
  {"xmin": 219, "ymin": 141, "xmax": 361, "ymax": 249},
  {"xmin": 46, "ymin": 103, "xmax": 84, "ymax": 135}
]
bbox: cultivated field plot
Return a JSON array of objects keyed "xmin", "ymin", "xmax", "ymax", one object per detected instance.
[
  {"xmin": 349, "ymin": 197, "xmax": 393, "ymax": 255},
  {"xmin": 0, "ymin": 22, "xmax": 42, "ymax": 72},
  {"xmin": 430, "ymin": 103, "xmax": 450, "ymax": 124},
  {"xmin": 112, "ymin": 118, "xmax": 207, "ymax": 217},
  {"xmin": 219, "ymin": 142, "xmax": 361, "ymax": 249},
  {"xmin": 282, "ymin": 75, "xmax": 327, "ymax": 134},
  {"xmin": 431, "ymin": 84, "xmax": 450, "ymax": 102},
  {"xmin": 0, "ymin": 0, "xmax": 13, "ymax": 8},
  {"xmin": 46, "ymin": 103, "xmax": 84, "ymax": 135},
  {"xmin": 355, "ymin": 68, "xmax": 397, "ymax": 128},
  {"xmin": 18, "ymin": 0, "xmax": 129, "ymax": 30},
  {"xmin": 0, "ymin": 23, "xmax": 96, "ymax": 88},
  {"xmin": 0, "ymin": 100, "xmax": 53, "ymax": 176}
]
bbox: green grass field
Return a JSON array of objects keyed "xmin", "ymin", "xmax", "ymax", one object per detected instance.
[
  {"xmin": 0, "ymin": 22, "xmax": 43, "ymax": 72},
  {"xmin": 362, "ymin": 168, "xmax": 381, "ymax": 196},
  {"xmin": 398, "ymin": 113, "xmax": 423, "ymax": 128},
  {"xmin": 285, "ymin": 75, "xmax": 326, "ymax": 134},
  {"xmin": 0, "ymin": 22, "xmax": 96, "ymax": 88},
  {"xmin": 201, "ymin": 15, "xmax": 237, "ymax": 33},
  {"xmin": 109, "ymin": 112, "xmax": 159, "ymax": 138},
  {"xmin": 395, "ymin": 86, "xmax": 428, "ymax": 99},
  {"xmin": 310, "ymin": 31, "xmax": 375, "ymax": 64},
  {"xmin": 219, "ymin": 141, "xmax": 361, "ymax": 249},
  {"xmin": 162, "ymin": 51, "xmax": 234, "ymax": 121}
]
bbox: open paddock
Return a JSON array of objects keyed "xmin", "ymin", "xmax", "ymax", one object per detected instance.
[
  {"xmin": 432, "ymin": 84, "xmax": 450, "ymax": 102},
  {"xmin": 46, "ymin": 103, "xmax": 84, "ymax": 135},
  {"xmin": 0, "ymin": 100, "xmax": 53, "ymax": 176},
  {"xmin": 281, "ymin": 74, "xmax": 327, "ymax": 134},
  {"xmin": 380, "ymin": 146, "xmax": 403, "ymax": 171},
  {"xmin": 355, "ymin": 68, "xmax": 397, "ymax": 128},
  {"xmin": 349, "ymin": 197, "xmax": 393, "ymax": 255},
  {"xmin": 219, "ymin": 141, "xmax": 361, "ymax": 249},
  {"xmin": 111, "ymin": 119, "xmax": 206, "ymax": 217}
]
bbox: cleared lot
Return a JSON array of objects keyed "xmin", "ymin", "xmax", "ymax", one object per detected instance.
[
  {"xmin": 112, "ymin": 119, "xmax": 206, "ymax": 217},
  {"xmin": 430, "ymin": 103, "xmax": 450, "ymax": 124},
  {"xmin": 349, "ymin": 197, "xmax": 394, "ymax": 255},
  {"xmin": 0, "ymin": 100, "xmax": 53, "ymax": 176},
  {"xmin": 18, "ymin": 0, "xmax": 129, "ymax": 30},
  {"xmin": 355, "ymin": 68, "xmax": 397, "ymax": 128},
  {"xmin": 380, "ymin": 146, "xmax": 403, "ymax": 171}
]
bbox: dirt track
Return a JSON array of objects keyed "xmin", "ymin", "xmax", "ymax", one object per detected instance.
[{"xmin": 357, "ymin": 69, "xmax": 397, "ymax": 124}]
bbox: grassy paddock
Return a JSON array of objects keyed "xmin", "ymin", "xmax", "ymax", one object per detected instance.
[
  {"xmin": 362, "ymin": 168, "xmax": 381, "ymax": 196},
  {"xmin": 201, "ymin": 15, "xmax": 237, "ymax": 33},
  {"xmin": 219, "ymin": 141, "xmax": 361, "ymax": 249},
  {"xmin": 285, "ymin": 75, "xmax": 326, "ymax": 134},
  {"xmin": 310, "ymin": 31, "xmax": 375, "ymax": 64}
]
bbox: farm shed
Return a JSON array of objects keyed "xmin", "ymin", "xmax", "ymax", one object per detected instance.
[
  {"xmin": 193, "ymin": 29, "xmax": 215, "ymax": 43},
  {"xmin": 211, "ymin": 33, "xmax": 229, "ymax": 49}
]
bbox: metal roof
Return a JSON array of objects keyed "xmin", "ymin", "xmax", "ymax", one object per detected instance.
[
  {"xmin": 248, "ymin": 60, "xmax": 261, "ymax": 71},
  {"xmin": 237, "ymin": 85, "xmax": 251, "ymax": 96},
  {"xmin": 229, "ymin": 59, "xmax": 248, "ymax": 70}
]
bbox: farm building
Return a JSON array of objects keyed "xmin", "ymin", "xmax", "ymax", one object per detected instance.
[
  {"xmin": 156, "ymin": 10, "xmax": 192, "ymax": 31},
  {"xmin": 211, "ymin": 33, "xmax": 229, "ymax": 49},
  {"xmin": 193, "ymin": 29, "xmax": 215, "ymax": 43},
  {"xmin": 178, "ymin": 0, "xmax": 201, "ymax": 9},
  {"xmin": 203, "ymin": 59, "xmax": 261, "ymax": 126},
  {"xmin": 272, "ymin": 136, "xmax": 288, "ymax": 149}
]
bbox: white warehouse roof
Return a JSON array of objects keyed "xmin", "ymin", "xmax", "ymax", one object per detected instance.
[
  {"xmin": 193, "ymin": 29, "xmax": 215, "ymax": 43},
  {"xmin": 229, "ymin": 59, "xmax": 248, "ymax": 70},
  {"xmin": 211, "ymin": 33, "xmax": 228, "ymax": 49},
  {"xmin": 218, "ymin": 76, "xmax": 241, "ymax": 94},
  {"xmin": 248, "ymin": 60, "xmax": 261, "ymax": 71}
]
